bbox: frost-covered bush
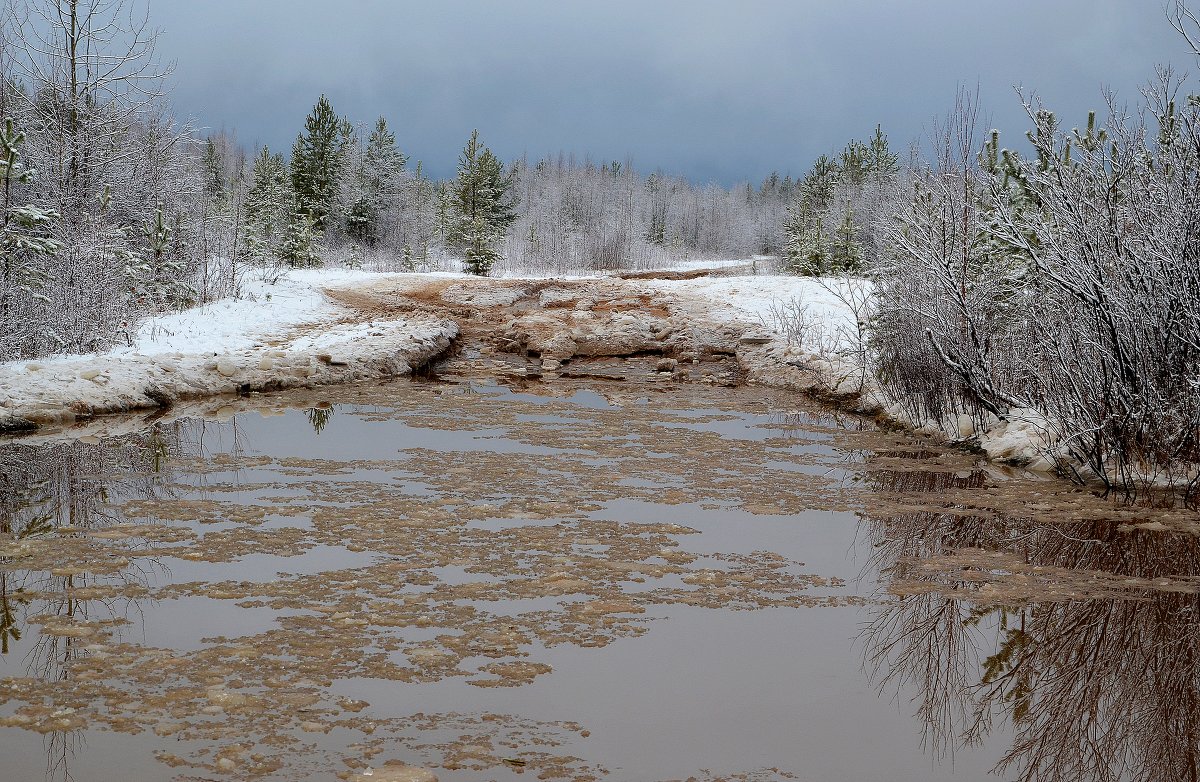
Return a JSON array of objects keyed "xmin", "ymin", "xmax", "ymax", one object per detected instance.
[
  {"xmin": 872, "ymin": 79, "xmax": 1200, "ymax": 490},
  {"xmin": 0, "ymin": 0, "xmax": 242, "ymax": 361}
]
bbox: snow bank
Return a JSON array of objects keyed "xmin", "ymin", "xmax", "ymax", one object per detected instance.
[
  {"xmin": 117, "ymin": 273, "xmax": 344, "ymax": 357},
  {"xmin": 643, "ymin": 274, "xmax": 858, "ymax": 336},
  {"xmin": 649, "ymin": 273, "xmax": 1061, "ymax": 473},
  {"xmin": 0, "ymin": 271, "xmax": 457, "ymax": 433}
]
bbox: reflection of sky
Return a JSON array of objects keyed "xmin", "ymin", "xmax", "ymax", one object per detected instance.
[{"xmin": 153, "ymin": 1, "xmax": 1185, "ymax": 186}]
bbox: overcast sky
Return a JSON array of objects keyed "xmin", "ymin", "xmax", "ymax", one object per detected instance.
[{"xmin": 152, "ymin": 1, "xmax": 1190, "ymax": 185}]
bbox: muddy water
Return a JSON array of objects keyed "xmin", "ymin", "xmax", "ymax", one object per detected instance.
[{"xmin": 0, "ymin": 370, "xmax": 1196, "ymax": 782}]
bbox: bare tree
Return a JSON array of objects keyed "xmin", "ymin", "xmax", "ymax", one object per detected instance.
[{"xmin": 4, "ymin": 0, "xmax": 173, "ymax": 213}]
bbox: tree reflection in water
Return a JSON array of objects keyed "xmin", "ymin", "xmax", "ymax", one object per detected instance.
[
  {"xmin": 859, "ymin": 457, "xmax": 1200, "ymax": 782},
  {"xmin": 0, "ymin": 421, "xmax": 228, "ymax": 782}
]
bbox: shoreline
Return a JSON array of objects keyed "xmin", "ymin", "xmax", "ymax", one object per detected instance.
[{"xmin": 1, "ymin": 266, "xmax": 1176, "ymax": 497}]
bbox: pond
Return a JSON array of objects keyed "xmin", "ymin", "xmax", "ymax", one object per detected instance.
[{"xmin": 0, "ymin": 368, "xmax": 1196, "ymax": 782}]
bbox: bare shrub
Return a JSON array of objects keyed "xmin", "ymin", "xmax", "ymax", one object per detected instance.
[
  {"xmin": 760, "ymin": 298, "xmax": 817, "ymax": 349},
  {"xmin": 871, "ymin": 77, "xmax": 1200, "ymax": 491}
]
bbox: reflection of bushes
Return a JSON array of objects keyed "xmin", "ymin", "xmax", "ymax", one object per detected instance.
[
  {"xmin": 0, "ymin": 573, "xmax": 27, "ymax": 654},
  {"xmin": 0, "ymin": 422, "xmax": 218, "ymax": 777},
  {"xmin": 0, "ymin": 424, "xmax": 197, "ymax": 672},
  {"xmin": 860, "ymin": 458, "xmax": 1200, "ymax": 782}
]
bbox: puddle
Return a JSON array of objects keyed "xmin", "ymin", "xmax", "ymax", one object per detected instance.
[{"xmin": 0, "ymin": 376, "xmax": 1196, "ymax": 781}]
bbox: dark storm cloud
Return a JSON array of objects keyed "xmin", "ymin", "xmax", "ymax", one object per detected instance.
[{"xmin": 153, "ymin": 0, "xmax": 1188, "ymax": 185}]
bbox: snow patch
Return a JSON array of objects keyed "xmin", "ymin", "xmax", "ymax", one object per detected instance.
[{"xmin": 0, "ymin": 270, "xmax": 457, "ymax": 431}]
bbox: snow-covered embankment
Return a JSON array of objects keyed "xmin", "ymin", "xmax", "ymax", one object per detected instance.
[
  {"xmin": 0, "ymin": 271, "xmax": 458, "ymax": 433},
  {"xmin": 0, "ymin": 265, "xmax": 1062, "ymax": 475},
  {"xmin": 651, "ymin": 274, "xmax": 1061, "ymax": 472}
]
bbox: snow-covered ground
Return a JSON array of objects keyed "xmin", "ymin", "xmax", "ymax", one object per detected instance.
[
  {"xmin": 118, "ymin": 271, "xmax": 367, "ymax": 356},
  {"xmin": 0, "ymin": 269, "xmax": 458, "ymax": 432},
  {"xmin": 643, "ymin": 273, "xmax": 859, "ymax": 339},
  {"xmin": 645, "ymin": 272, "xmax": 1056, "ymax": 471}
]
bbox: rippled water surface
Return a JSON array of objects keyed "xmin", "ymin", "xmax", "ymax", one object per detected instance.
[{"xmin": 1, "ymin": 373, "xmax": 1196, "ymax": 781}]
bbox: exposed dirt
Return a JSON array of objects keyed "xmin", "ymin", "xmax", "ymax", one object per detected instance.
[{"xmin": 322, "ymin": 276, "xmax": 765, "ymax": 387}]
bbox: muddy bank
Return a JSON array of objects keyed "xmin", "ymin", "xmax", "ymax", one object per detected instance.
[
  {"xmin": 0, "ymin": 272, "xmax": 933, "ymax": 454},
  {"xmin": 323, "ymin": 275, "xmax": 881, "ymax": 414},
  {"xmin": 0, "ymin": 270, "xmax": 1063, "ymax": 483},
  {"xmin": 328, "ymin": 276, "xmax": 1076, "ymax": 479},
  {"xmin": 323, "ymin": 276, "xmax": 781, "ymax": 383}
]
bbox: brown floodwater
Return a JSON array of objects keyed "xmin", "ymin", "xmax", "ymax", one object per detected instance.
[{"xmin": 1, "ymin": 367, "xmax": 1197, "ymax": 782}]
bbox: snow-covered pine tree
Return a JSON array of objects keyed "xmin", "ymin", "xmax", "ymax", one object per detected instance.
[
  {"xmin": 451, "ymin": 129, "xmax": 515, "ymax": 275},
  {"xmin": 782, "ymin": 199, "xmax": 807, "ymax": 273},
  {"xmin": 645, "ymin": 172, "xmax": 667, "ymax": 245},
  {"xmin": 291, "ymin": 95, "xmax": 351, "ymax": 233},
  {"xmin": 866, "ymin": 124, "xmax": 900, "ymax": 175},
  {"xmin": 279, "ymin": 208, "xmax": 321, "ymax": 269},
  {"xmin": 477, "ymin": 147, "xmax": 518, "ymax": 231},
  {"xmin": 245, "ymin": 146, "xmax": 291, "ymax": 252},
  {"xmin": 973, "ymin": 129, "xmax": 1036, "ymax": 280},
  {"xmin": 801, "ymin": 155, "xmax": 839, "ymax": 212},
  {"xmin": 461, "ymin": 212, "xmax": 500, "ymax": 276},
  {"xmin": 782, "ymin": 154, "xmax": 841, "ymax": 276},
  {"xmin": 830, "ymin": 203, "xmax": 862, "ymax": 273},
  {"xmin": 347, "ymin": 116, "xmax": 407, "ymax": 246},
  {"xmin": 409, "ymin": 160, "xmax": 435, "ymax": 267},
  {"xmin": 434, "ymin": 180, "xmax": 451, "ymax": 246},
  {"xmin": 0, "ymin": 116, "xmax": 61, "ymax": 356},
  {"xmin": 801, "ymin": 215, "xmax": 832, "ymax": 276},
  {"xmin": 202, "ymin": 138, "xmax": 226, "ymax": 206},
  {"xmin": 838, "ymin": 141, "xmax": 870, "ymax": 188},
  {"xmin": 128, "ymin": 206, "xmax": 193, "ymax": 311}
]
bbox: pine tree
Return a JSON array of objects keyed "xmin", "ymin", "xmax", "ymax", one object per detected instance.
[
  {"xmin": 451, "ymin": 129, "xmax": 515, "ymax": 275},
  {"xmin": 434, "ymin": 180, "xmax": 451, "ymax": 245},
  {"xmin": 202, "ymin": 138, "xmax": 226, "ymax": 205},
  {"xmin": 245, "ymin": 146, "xmax": 292, "ymax": 264},
  {"xmin": 477, "ymin": 148, "xmax": 518, "ymax": 230},
  {"xmin": 760, "ymin": 171, "xmax": 781, "ymax": 196},
  {"xmin": 411, "ymin": 161, "xmax": 433, "ymax": 265},
  {"xmin": 347, "ymin": 116, "xmax": 407, "ymax": 245},
  {"xmin": 462, "ymin": 212, "xmax": 500, "ymax": 276},
  {"xmin": 129, "ymin": 206, "xmax": 192, "ymax": 310},
  {"xmin": 783, "ymin": 200, "xmax": 830, "ymax": 276},
  {"xmin": 291, "ymin": 95, "xmax": 351, "ymax": 232},
  {"xmin": 796, "ymin": 215, "xmax": 830, "ymax": 276},
  {"xmin": 866, "ymin": 124, "xmax": 899, "ymax": 175},
  {"xmin": 247, "ymin": 147, "xmax": 290, "ymax": 229},
  {"xmin": 363, "ymin": 117, "xmax": 407, "ymax": 194},
  {"xmin": 974, "ymin": 129, "xmax": 1038, "ymax": 282},
  {"xmin": 800, "ymin": 155, "xmax": 839, "ymax": 213},
  {"xmin": 780, "ymin": 174, "xmax": 795, "ymax": 200},
  {"xmin": 838, "ymin": 140, "xmax": 870, "ymax": 187},
  {"xmin": 279, "ymin": 209, "xmax": 322, "ymax": 268},
  {"xmin": 645, "ymin": 172, "xmax": 667, "ymax": 245},
  {"xmin": 830, "ymin": 203, "xmax": 862, "ymax": 273},
  {"xmin": 782, "ymin": 152, "xmax": 842, "ymax": 276},
  {"xmin": 782, "ymin": 200, "xmax": 807, "ymax": 273}
]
